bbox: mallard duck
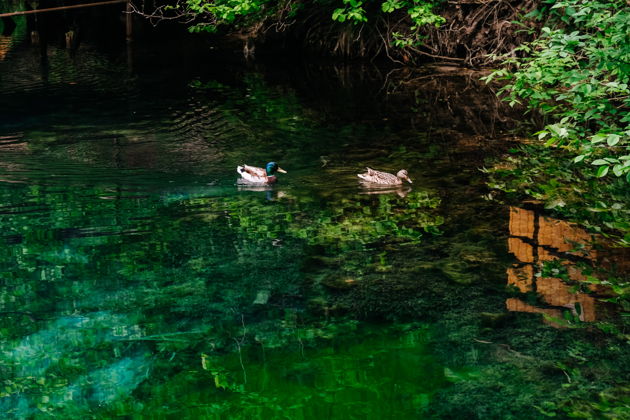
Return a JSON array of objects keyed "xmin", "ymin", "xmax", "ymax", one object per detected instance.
[
  {"xmin": 357, "ymin": 168, "xmax": 412, "ymax": 185},
  {"xmin": 237, "ymin": 162, "xmax": 287, "ymax": 184}
]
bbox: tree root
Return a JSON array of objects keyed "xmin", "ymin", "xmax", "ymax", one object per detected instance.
[{"xmin": 129, "ymin": 0, "xmax": 543, "ymax": 67}]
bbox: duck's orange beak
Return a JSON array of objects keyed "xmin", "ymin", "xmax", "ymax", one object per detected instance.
[{"xmin": 277, "ymin": 168, "xmax": 287, "ymax": 174}]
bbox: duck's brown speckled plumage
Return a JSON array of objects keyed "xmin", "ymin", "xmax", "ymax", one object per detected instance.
[{"xmin": 357, "ymin": 168, "xmax": 412, "ymax": 185}]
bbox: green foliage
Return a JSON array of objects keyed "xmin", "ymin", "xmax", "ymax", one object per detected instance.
[
  {"xmin": 484, "ymin": 146, "xmax": 630, "ymax": 242},
  {"xmin": 485, "ymin": 0, "xmax": 629, "ymax": 181},
  {"xmin": 330, "ymin": 0, "xmax": 444, "ymax": 28},
  {"xmin": 332, "ymin": 0, "xmax": 368, "ymax": 24},
  {"xmin": 405, "ymin": 1, "xmax": 445, "ymax": 27},
  {"xmin": 185, "ymin": 0, "xmax": 267, "ymax": 32},
  {"xmin": 178, "ymin": 0, "xmax": 445, "ymax": 50},
  {"xmin": 331, "ymin": 0, "xmax": 445, "ymax": 50}
]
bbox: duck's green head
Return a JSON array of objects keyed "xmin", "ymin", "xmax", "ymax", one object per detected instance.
[{"xmin": 266, "ymin": 162, "xmax": 287, "ymax": 176}]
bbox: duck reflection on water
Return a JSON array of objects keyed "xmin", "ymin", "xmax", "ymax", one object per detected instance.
[
  {"xmin": 236, "ymin": 181, "xmax": 288, "ymax": 200},
  {"xmin": 358, "ymin": 182, "xmax": 412, "ymax": 198}
]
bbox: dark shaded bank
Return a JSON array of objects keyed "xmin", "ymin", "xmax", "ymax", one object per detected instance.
[
  {"xmin": 261, "ymin": 0, "xmax": 540, "ymax": 66},
  {"xmin": 2, "ymin": 0, "xmax": 539, "ymax": 66},
  {"xmin": 113, "ymin": 0, "xmax": 543, "ymax": 66}
]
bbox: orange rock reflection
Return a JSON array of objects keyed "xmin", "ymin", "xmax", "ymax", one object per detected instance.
[
  {"xmin": 0, "ymin": 35, "xmax": 11, "ymax": 61},
  {"xmin": 537, "ymin": 215, "xmax": 596, "ymax": 258},
  {"xmin": 507, "ymin": 264, "xmax": 533, "ymax": 293},
  {"xmin": 509, "ymin": 207, "xmax": 535, "ymax": 238},
  {"xmin": 506, "ymin": 298, "xmax": 563, "ymax": 326},
  {"xmin": 506, "ymin": 206, "xmax": 625, "ymax": 326}
]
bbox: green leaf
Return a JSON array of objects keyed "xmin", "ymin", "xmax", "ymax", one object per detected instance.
[
  {"xmin": 596, "ymin": 165, "xmax": 609, "ymax": 177},
  {"xmin": 591, "ymin": 159, "xmax": 608, "ymax": 165},
  {"xmin": 332, "ymin": 8, "xmax": 345, "ymax": 21},
  {"xmin": 591, "ymin": 134, "xmax": 606, "ymax": 144},
  {"xmin": 573, "ymin": 154, "xmax": 586, "ymax": 163},
  {"xmin": 544, "ymin": 137, "xmax": 558, "ymax": 146},
  {"xmin": 606, "ymin": 134, "xmax": 620, "ymax": 146}
]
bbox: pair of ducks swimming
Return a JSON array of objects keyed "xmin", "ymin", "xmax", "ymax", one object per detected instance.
[{"xmin": 237, "ymin": 162, "xmax": 412, "ymax": 185}]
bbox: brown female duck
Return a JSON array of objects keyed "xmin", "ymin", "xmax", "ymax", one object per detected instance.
[{"xmin": 357, "ymin": 168, "xmax": 412, "ymax": 185}]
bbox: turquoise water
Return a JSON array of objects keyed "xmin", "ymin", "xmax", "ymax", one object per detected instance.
[{"xmin": 0, "ymin": 20, "xmax": 627, "ymax": 419}]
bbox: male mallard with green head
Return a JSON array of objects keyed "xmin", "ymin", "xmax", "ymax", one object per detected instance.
[
  {"xmin": 237, "ymin": 162, "xmax": 287, "ymax": 184},
  {"xmin": 357, "ymin": 168, "xmax": 412, "ymax": 185}
]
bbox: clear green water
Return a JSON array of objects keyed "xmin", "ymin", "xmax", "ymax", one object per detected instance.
[{"xmin": 0, "ymin": 19, "xmax": 628, "ymax": 420}]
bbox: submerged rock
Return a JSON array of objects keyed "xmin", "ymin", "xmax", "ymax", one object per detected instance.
[
  {"xmin": 439, "ymin": 260, "xmax": 476, "ymax": 284},
  {"xmin": 321, "ymin": 275, "xmax": 358, "ymax": 290},
  {"xmin": 253, "ymin": 290, "xmax": 271, "ymax": 305}
]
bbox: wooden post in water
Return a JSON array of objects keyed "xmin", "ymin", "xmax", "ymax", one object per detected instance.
[
  {"xmin": 125, "ymin": 0, "xmax": 132, "ymax": 42},
  {"xmin": 0, "ymin": 1, "xmax": 127, "ymax": 18},
  {"xmin": 0, "ymin": 0, "xmax": 131, "ymax": 45}
]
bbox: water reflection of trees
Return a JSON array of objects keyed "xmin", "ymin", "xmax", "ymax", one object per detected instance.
[
  {"xmin": 383, "ymin": 68, "xmax": 524, "ymax": 139},
  {"xmin": 506, "ymin": 206, "xmax": 627, "ymax": 327},
  {"xmin": 0, "ymin": 178, "xmax": 444, "ymax": 416}
]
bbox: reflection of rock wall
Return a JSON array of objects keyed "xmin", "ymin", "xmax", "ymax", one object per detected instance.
[
  {"xmin": 506, "ymin": 206, "xmax": 625, "ymax": 325},
  {"xmin": 506, "ymin": 298, "xmax": 562, "ymax": 321},
  {"xmin": 507, "ymin": 264, "xmax": 533, "ymax": 293},
  {"xmin": 536, "ymin": 277, "xmax": 597, "ymax": 321},
  {"xmin": 537, "ymin": 215, "xmax": 595, "ymax": 258},
  {"xmin": 0, "ymin": 35, "xmax": 11, "ymax": 61}
]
